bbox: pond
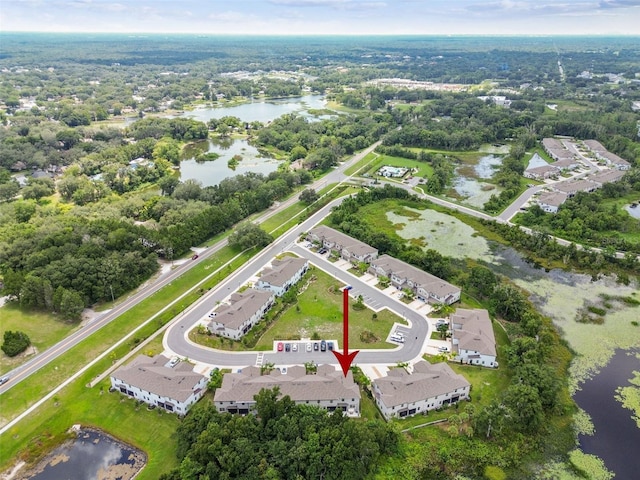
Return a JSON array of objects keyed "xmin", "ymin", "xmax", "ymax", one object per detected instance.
[
  {"xmin": 386, "ymin": 204, "xmax": 640, "ymax": 475},
  {"xmin": 178, "ymin": 95, "xmax": 329, "ymax": 124},
  {"xmin": 24, "ymin": 427, "xmax": 145, "ymax": 480},
  {"xmin": 574, "ymin": 349, "xmax": 640, "ymax": 479},
  {"xmin": 449, "ymin": 155, "xmax": 503, "ymax": 208},
  {"xmin": 624, "ymin": 203, "xmax": 640, "ymax": 219},
  {"xmin": 179, "ymin": 137, "xmax": 281, "ymax": 187}
]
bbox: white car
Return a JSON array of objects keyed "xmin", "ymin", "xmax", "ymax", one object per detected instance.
[
  {"xmin": 306, "ymin": 343, "xmax": 312, "ymax": 352},
  {"xmin": 292, "ymin": 343, "xmax": 298, "ymax": 352}
]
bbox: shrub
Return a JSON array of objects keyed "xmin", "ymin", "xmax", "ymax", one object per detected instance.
[{"xmin": 1, "ymin": 330, "xmax": 31, "ymax": 357}]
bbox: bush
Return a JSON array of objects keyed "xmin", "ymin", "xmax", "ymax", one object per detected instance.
[{"xmin": 1, "ymin": 330, "xmax": 31, "ymax": 357}]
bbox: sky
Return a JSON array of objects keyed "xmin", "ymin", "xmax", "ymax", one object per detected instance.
[{"xmin": 1, "ymin": 0, "xmax": 640, "ymax": 35}]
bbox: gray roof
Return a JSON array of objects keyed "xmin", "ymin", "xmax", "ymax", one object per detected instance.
[
  {"xmin": 308, "ymin": 225, "xmax": 378, "ymax": 257},
  {"xmin": 259, "ymin": 257, "xmax": 308, "ymax": 288},
  {"xmin": 553, "ymin": 180, "xmax": 597, "ymax": 194},
  {"xmin": 553, "ymin": 158, "xmax": 578, "ymax": 169},
  {"xmin": 370, "ymin": 255, "xmax": 460, "ymax": 298},
  {"xmin": 210, "ymin": 288, "xmax": 273, "ymax": 330},
  {"xmin": 373, "ymin": 361, "xmax": 470, "ymax": 408},
  {"xmin": 537, "ymin": 191, "xmax": 568, "ymax": 207},
  {"xmin": 111, "ymin": 354, "xmax": 206, "ymax": 403},
  {"xmin": 542, "ymin": 138, "xmax": 573, "ymax": 161},
  {"xmin": 214, "ymin": 364, "xmax": 360, "ymax": 403},
  {"xmin": 583, "ymin": 139, "xmax": 608, "ymax": 154},
  {"xmin": 451, "ymin": 309, "xmax": 496, "ymax": 357},
  {"xmin": 526, "ymin": 165, "xmax": 558, "ymax": 176},
  {"xmin": 584, "ymin": 140, "xmax": 631, "ymax": 167},
  {"xmin": 588, "ymin": 169, "xmax": 626, "ymax": 185}
]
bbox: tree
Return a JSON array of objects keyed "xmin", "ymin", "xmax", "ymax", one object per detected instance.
[
  {"xmin": 467, "ymin": 266, "xmax": 498, "ymax": 298},
  {"xmin": 228, "ymin": 222, "xmax": 273, "ymax": 250},
  {"xmin": 58, "ymin": 289, "xmax": 85, "ymax": 321},
  {"xmin": 1, "ymin": 330, "xmax": 31, "ymax": 357},
  {"xmin": 159, "ymin": 175, "xmax": 180, "ymax": 196},
  {"xmin": 437, "ymin": 322, "xmax": 449, "ymax": 339},
  {"xmin": 299, "ymin": 188, "xmax": 319, "ymax": 204},
  {"xmin": 208, "ymin": 368, "xmax": 223, "ymax": 390}
]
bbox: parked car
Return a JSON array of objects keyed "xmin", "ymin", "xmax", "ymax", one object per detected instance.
[
  {"xmin": 438, "ymin": 346, "xmax": 450, "ymax": 352},
  {"xmin": 313, "ymin": 342, "xmax": 319, "ymax": 351},
  {"xmin": 292, "ymin": 343, "xmax": 298, "ymax": 352},
  {"xmin": 285, "ymin": 343, "xmax": 291, "ymax": 352},
  {"xmin": 306, "ymin": 343, "xmax": 312, "ymax": 352},
  {"xmin": 327, "ymin": 341, "xmax": 334, "ymax": 351},
  {"xmin": 320, "ymin": 340, "xmax": 327, "ymax": 352},
  {"xmin": 277, "ymin": 342, "xmax": 283, "ymax": 352}
]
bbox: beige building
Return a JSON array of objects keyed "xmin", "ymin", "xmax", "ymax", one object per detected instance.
[
  {"xmin": 214, "ymin": 364, "xmax": 361, "ymax": 417},
  {"xmin": 307, "ymin": 225, "xmax": 379, "ymax": 264},
  {"xmin": 372, "ymin": 361, "xmax": 470, "ymax": 420},
  {"xmin": 450, "ymin": 309, "xmax": 498, "ymax": 368},
  {"xmin": 208, "ymin": 288, "xmax": 275, "ymax": 340},
  {"xmin": 110, "ymin": 355, "xmax": 208, "ymax": 415},
  {"xmin": 369, "ymin": 254, "xmax": 461, "ymax": 305}
]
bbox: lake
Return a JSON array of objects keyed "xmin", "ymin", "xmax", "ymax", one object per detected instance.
[
  {"xmin": 450, "ymin": 154, "xmax": 503, "ymax": 208},
  {"xmin": 177, "ymin": 95, "xmax": 331, "ymax": 187},
  {"xmin": 180, "ymin": 137, "xmax": 281, "ymax": 187},
  {"xmin": 24, "ymin": 427, "xmax": 145, "ymax": 480},
  {"xmin": 179, "ymin": 95, "xmax": 328, "ymax": 124}
]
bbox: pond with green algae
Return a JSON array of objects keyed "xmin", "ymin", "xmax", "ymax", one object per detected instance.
[{"xmin": 386, "ymin": 203, "xmax": 640, "ymax": 477}]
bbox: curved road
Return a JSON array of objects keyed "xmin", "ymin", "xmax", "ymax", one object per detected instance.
[
  {"xmin": 0, "ymin": 141, "xmax": 381, "ymax": 394},
  {"xmin": 165, "ymin": 199, "xmax": 430, "ymax": 368}
]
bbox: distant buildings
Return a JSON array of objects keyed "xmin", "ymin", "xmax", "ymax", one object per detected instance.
[
  {"xmin": 110, "ymin": 354, "xmax": 208, "ymax": 415},
  {"xmin": 307, "ymin": 226, "xmax": 379, "ymax": 264},
  {"xmin": 369, "ymin": 254, "xmax": 461, "ymax": 305},
  {"xmin": 583, "ymin": 140, "xmax": 631, "ymax": 170},
  {"xmin": 214, "ymin": 364, "xmax": 361, "ymax": 417},
  {"xmin": 450, "ymin": 309, "xmax": 498, "ymax": 368},
  {"xmin": 372, "ymin": 361, "xmax": 470, "ymax": 420}
]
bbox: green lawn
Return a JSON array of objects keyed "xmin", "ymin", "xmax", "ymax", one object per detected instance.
[
  {"xmin": 364, "ymin": 155, "xmax": 434, "ymax": 179},
  {"xmin": 254, "ymin": 267, "xmax": 405, "ymax": 349},
  {"xmin": 0, "ymin": 304, "xmax": 79, "ymax": 375},
  {"xmin": 344, "ymin": 152, "xmax": 379, "ymax": 176}
]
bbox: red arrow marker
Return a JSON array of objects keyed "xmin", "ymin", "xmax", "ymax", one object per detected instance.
[{"xmin": 333, "ymin": 286, "xmax": 359, "ymax": 377}]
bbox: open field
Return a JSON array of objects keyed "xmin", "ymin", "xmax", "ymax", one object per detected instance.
[
  {"xmin": 0, "ymin": 305, "xmax": 79, "ymax": 374},
  {"xmin": 344, "ymin": 152, "xmax": 379, "ymax": 176},
  {"xmin": 363, "ymin": 154, "xmax": 434, "ymax": 179}
]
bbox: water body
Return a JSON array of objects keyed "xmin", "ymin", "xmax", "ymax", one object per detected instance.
[
  {"xmin": 180, "ymin": 137, "xmax": 280, "ymax": 187},
  {"xmin": 574, "ymin": 349, "xmax": 640, "ymax": 479},
  {"xmin": 450, "ymin": 155, "xmax": 503, "ymax": 208},
  {"xmin": 25, "ymin": 428, "xmax": 145, "ymax": 480},
  {"xmin": 179, "ymin": 95, "xmax": 328, "ymax": 124},
  {"xmin": 624, "ymin": 204, "xmax": 640, "ymax": 219}
]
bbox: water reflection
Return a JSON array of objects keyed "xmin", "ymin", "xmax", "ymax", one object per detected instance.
[
  {"xmin": 178, "ymin": 95, "xmax": 328, "ymax": 123},
  {"xmin": 180, "ymin": 137, "xmax": 281, "ymax": 187},
  {"xmin": 26, "ymin": 428, "xmax": 145, "ymax": 480}
]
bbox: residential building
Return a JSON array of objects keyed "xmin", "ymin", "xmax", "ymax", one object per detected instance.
[
  {"xmin": 542, "ymin": 138, "xmax": 574, "ymax": 162},
  {"xmin": 371, "ymin": 361, "xmax": 470, "ymax": 420},
  {"xmin": 208, "ymin": 288, "xmax": 275, "ymax": 340},
  {"xmin": 369, "ymin": 254, "xmax": 461, "ymax": 305},
  {"xmin": 552, "ymin": 180, "xmax": 598, "ymax": 197},
  {"xmin": 524, "ymin": 165, "xmax": 558, "ymax": 180},
  {"xmin": 256, "ymin": 257, "xmax": 309, "ymax": 297},
  {"xmin": 307, "ymin": 225, "xmax": 379, "ymax": 264},
  {"xmin": 214, "ymin": 364, "xmax": 361, "ymax": 417},
  {"xmin": 588, "ymin": 169, "xmax": 626, "ymax": 186},
  {"xmin": 553, "ymin": 158, "xmax": 580, "ymax": 171},
  {"xmin": 110, "ymin": 354, "xmax": 207, "ymax": 415},
  {"xmin": 584, "ymin": 140, "xmax": 631, "ymax": 170},
  {"xmin": 537, "ymin": 191, "xmax": 568, "ymax": 213},
  {"xmin": 450, "ymin": 309, "xmax": 498, "ymax": 368}
]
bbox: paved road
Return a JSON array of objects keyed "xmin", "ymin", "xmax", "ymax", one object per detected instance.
[
  {"xmin": 0, "ymin": 141, "xmax": 381, "ymax": 394},
  {"xmin": 164, "ymin": 198, "xmax": 430, "ymax": 368}
]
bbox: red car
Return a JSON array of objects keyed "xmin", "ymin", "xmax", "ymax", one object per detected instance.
[
  {"xmin": 277, "ymin": 342, "xmax": 284, "ymax": 352},
  {"xmin": 192, "ymin": 254, "xmax": 199, "ymax": 260}
]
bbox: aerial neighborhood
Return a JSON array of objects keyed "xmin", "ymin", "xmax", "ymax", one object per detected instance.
[{"xmin": 2, "ymin": 31, "xmax": 638, "ymax": 480}]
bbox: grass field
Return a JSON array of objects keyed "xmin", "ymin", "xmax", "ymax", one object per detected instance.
[
  {"xmin": 0, "ymin": 304, "xmax": 79, "ymax": 375},
  {"xmin": 363, "ymin": 155, "xmax": 434, "ymax": 179},
  {"xmin": 344, "ymin": 152, "xmax": 379, "ymax": 176}
]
